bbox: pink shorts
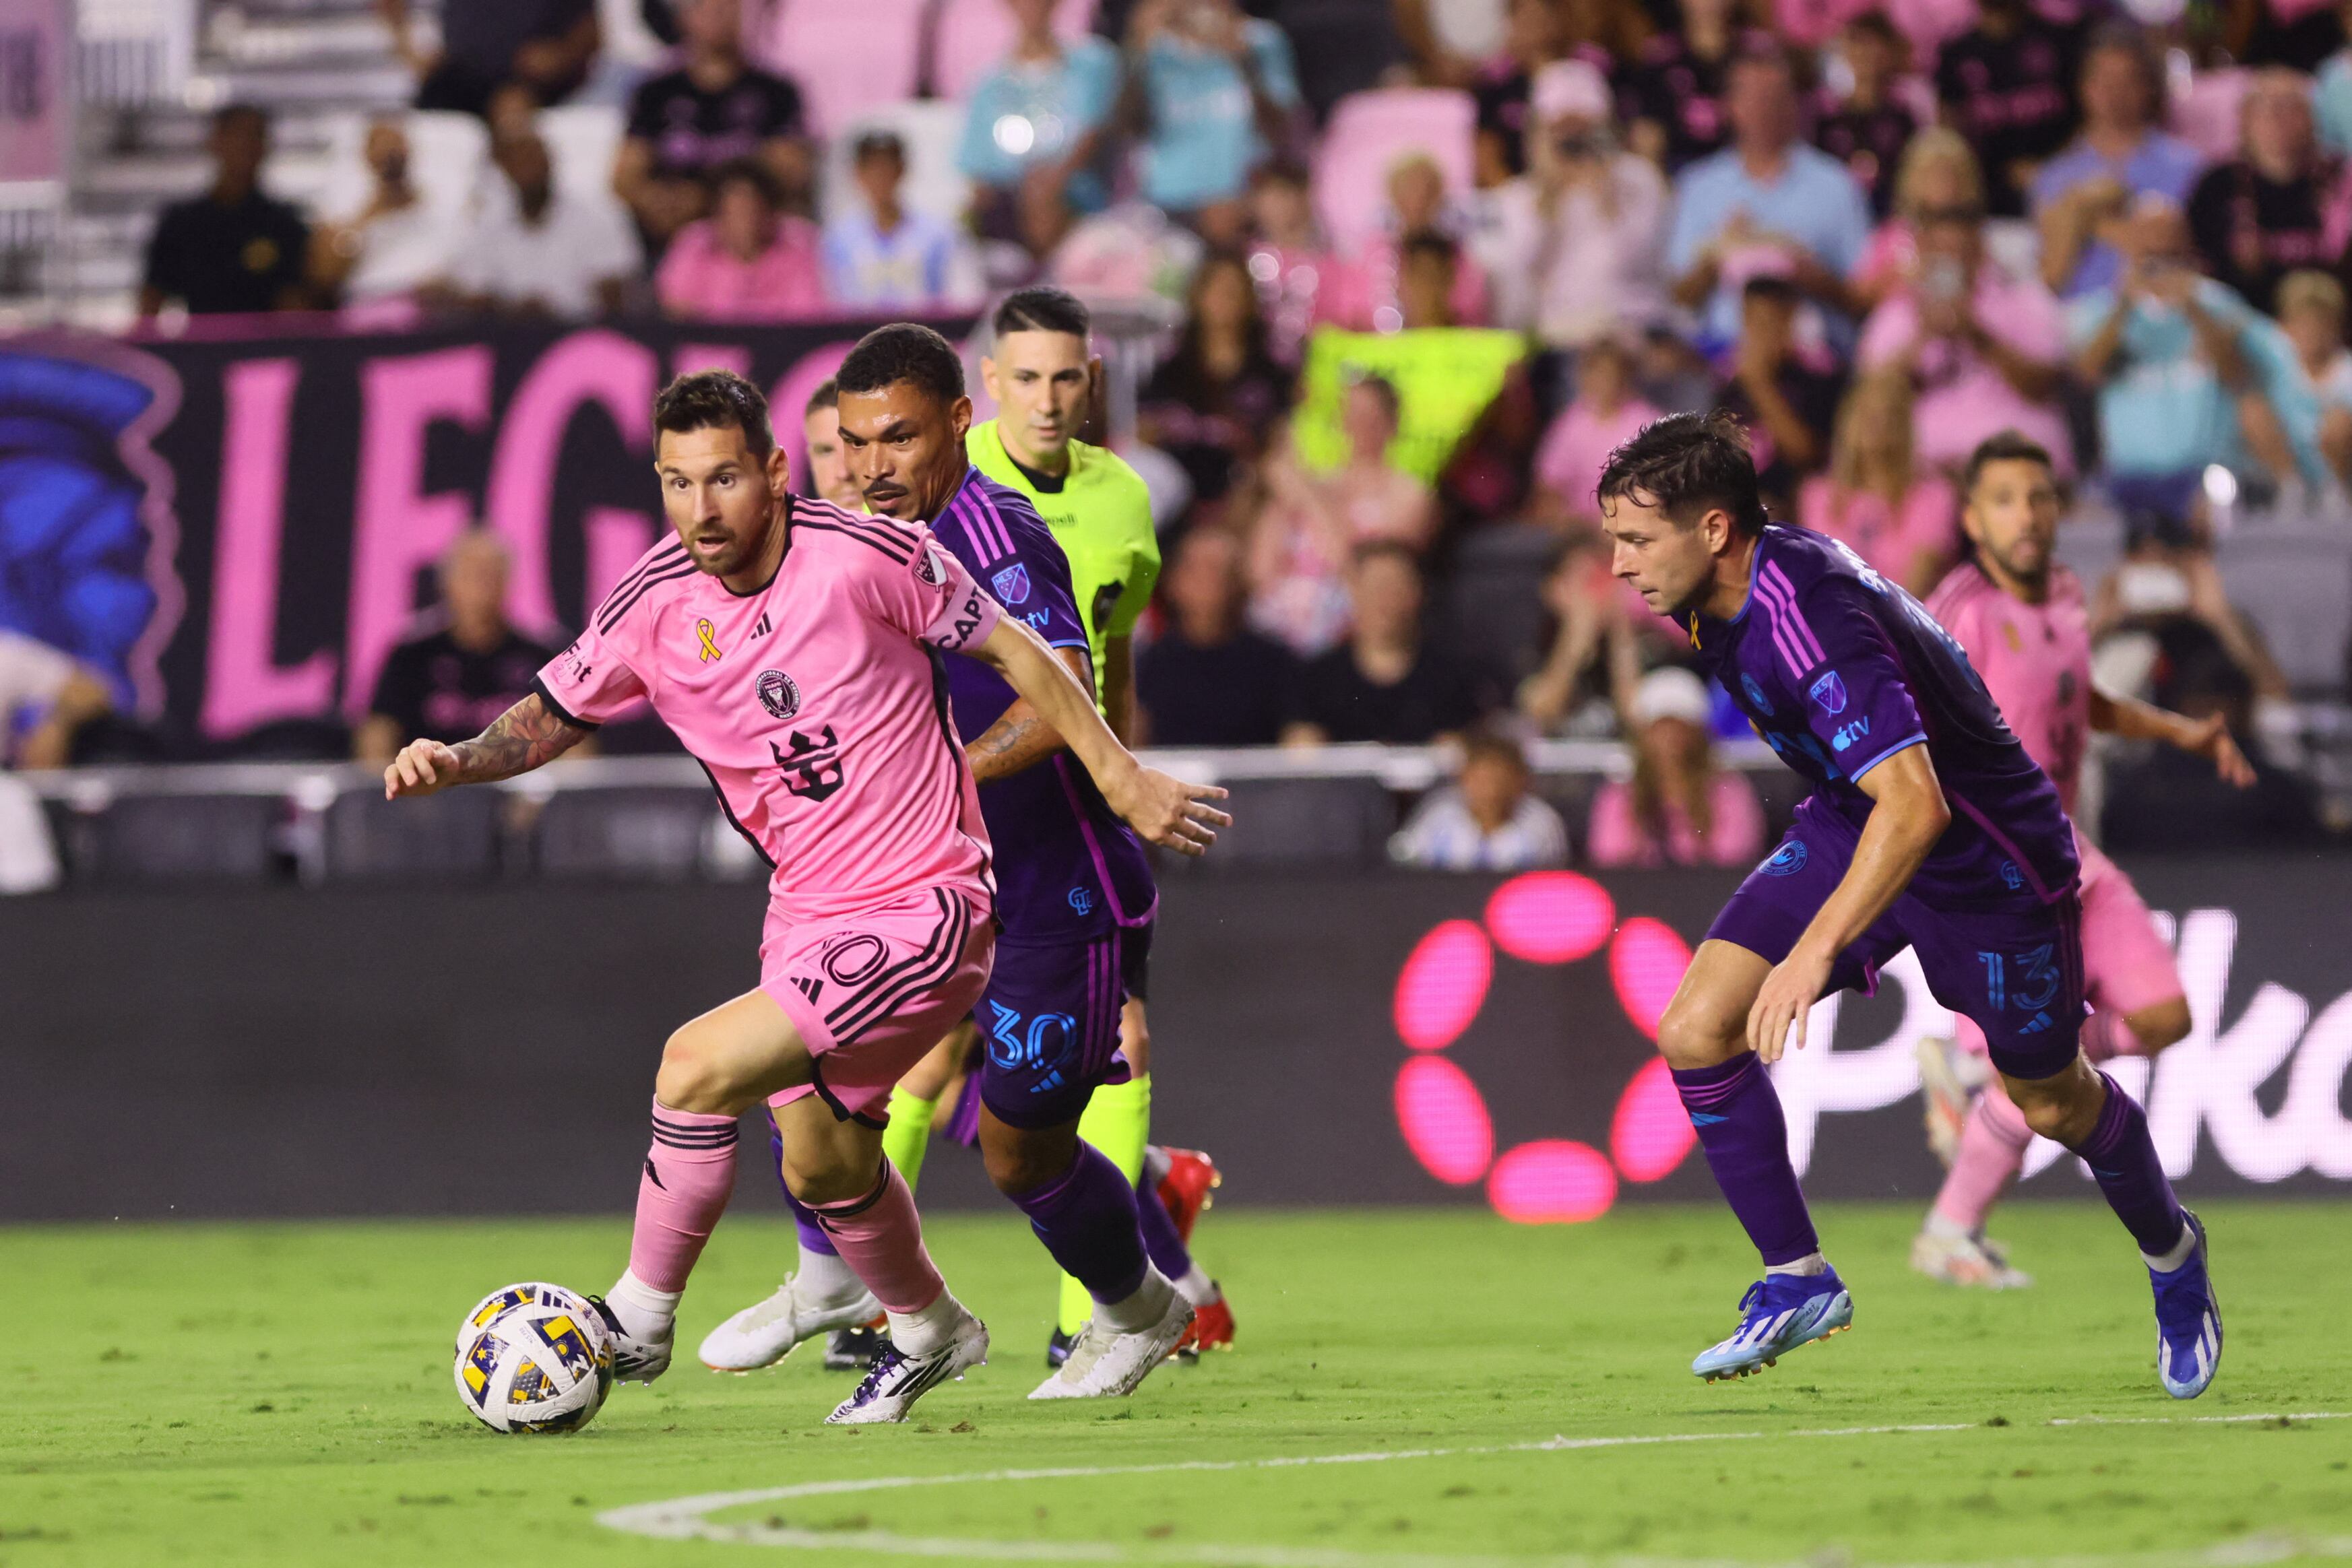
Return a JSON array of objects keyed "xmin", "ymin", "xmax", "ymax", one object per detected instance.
[
  {"xmin": 1954, "ymin": 834, "xmax": 2183, "ymax": 1058},
  {"xmin": 761, "ymin": 885, "xmax": 994, "ymax": 1127}
]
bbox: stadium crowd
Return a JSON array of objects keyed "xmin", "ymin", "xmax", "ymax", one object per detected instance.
[{"xmin": 45, "ymin": 0, "xmax": 2352, "ymax": 863}]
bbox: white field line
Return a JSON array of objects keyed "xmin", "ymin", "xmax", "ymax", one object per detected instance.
[{"xmin": 597, "ymin": 1410, "xmax": 2352, "ymax": 1565}]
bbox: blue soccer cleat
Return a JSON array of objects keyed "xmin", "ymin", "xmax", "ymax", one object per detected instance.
[
  {"xmin": 2150, "ymin": 1209, "xmax": 2221, "ymax": 1399},
  {"xmin": 1691, "ymin": 1268, "xmax": 1854, "ymax": 1382}
]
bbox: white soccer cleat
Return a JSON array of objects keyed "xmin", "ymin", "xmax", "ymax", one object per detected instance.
[
  {"xmin": 1915, "ymin": 1036, "xmax": 1979, "ymax": 1167},
  {"xmin": 1911, "ymin": 1227, "xmax": 2033, "ymax": 1289},
  {"xmin": 588, "ymin": 1297, "xmax": 675, "ymax": 1383},
  {"xmin": 824, "ymin": 1306, "xmax": 988, "ymax": 1425},
  {"xmin": 1029, "ymin": 1291, "xmax": 1194, "ymax": 1400},
  {"xmin": 697, "ymin": 1274, "xmax": 883, "ymax": 1373}
]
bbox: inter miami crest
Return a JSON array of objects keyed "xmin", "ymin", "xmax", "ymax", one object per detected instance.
[
  {"xmin": 756, "ymin": 669, "xmax": 800, "ymax": 721},
  {"xmin": 991, "ymin": 563, "xmax": 1031, "ymax": 605}
]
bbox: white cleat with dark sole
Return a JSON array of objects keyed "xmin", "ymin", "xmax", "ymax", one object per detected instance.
[
  {"xmin": 825, "ymin": 1307, "xmax": 988, "ymax": 1425},
  {"xmin": 1029, "ymin": 1292, "xmax": 1194, "ymax": 1400},
  {"xmin": 698, "ymin": 1275, "xmax": 883, "ymax": 1373},
  {"xmin": 588, "ymin": 1297, "xmax": 674, "ymax": 1384}
]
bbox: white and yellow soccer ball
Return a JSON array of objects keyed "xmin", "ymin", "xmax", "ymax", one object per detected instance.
[{"xmin": 453, "ymin": 1282, "xmax": 614, "ymax": 1433}]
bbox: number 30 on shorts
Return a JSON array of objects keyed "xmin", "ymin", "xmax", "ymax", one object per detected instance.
[
  {"xmin": 985, "ymin": 1000, "xmax": 1078, "ymax": 1070},
  {"xmin": 1975, "ymin": 944, "xmax": 2061, "ymax": 1012}
]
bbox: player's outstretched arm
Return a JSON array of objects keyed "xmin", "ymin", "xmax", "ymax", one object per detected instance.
[
  {"xmin": 1748, "ymin": 744, "xmax": 1951, "ymax": 1063},
  {"xmin": 2087, "ymin": 687, "xmax": 2256, "ymax": 789},
  {"xmin": 382, "ymin": 692, "xmax": 592, "ymax": 800},
  {"xmin": 963, "ymin": 645, "xmax": 1098, "ymax": 784},
  {"xmin": 966, "ymin": 614, "xmax": 1231, "ymax": 855}
]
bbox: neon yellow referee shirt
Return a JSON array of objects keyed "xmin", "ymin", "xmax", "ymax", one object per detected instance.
[{"xmin": 967, "ymin": 418, "xmax": 1160, "ymax": 717}]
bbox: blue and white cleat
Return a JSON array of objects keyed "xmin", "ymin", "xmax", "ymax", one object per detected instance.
[
  {"xmin": 1691, "ymin": 1268, "xmax": 1854, "ymax": 1382},
  {"xmin": 2150, "ymin": 1209, "xmax": 2221, "ymax": 1400}
]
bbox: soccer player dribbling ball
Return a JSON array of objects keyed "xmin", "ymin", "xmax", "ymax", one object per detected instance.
[
  {"xmin": 1595, "ymin": 411, "xmax": 2222, "ymax": 1398},
  {"xmin": 1910, "ymin": 432, "xmax": 2253, "ymax": 1288},
  {"xmin": 383, "ymin": 368, "xmax": 1229, "ymax": 1425}
]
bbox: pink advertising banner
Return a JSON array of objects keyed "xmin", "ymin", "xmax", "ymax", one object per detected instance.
[
  {"xmin": 0, "ymin": 0, "xmax": 69, "ymax": 189},
  {"xmin": 0, "ymin": 315, "xmax": 976, "ymax": 746}
]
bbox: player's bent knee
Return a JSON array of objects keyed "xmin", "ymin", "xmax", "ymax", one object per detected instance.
[
  {"xmin": 1656, "ymin": 994, "xmax": 1744, "ymax": 1070},
  {"xmin": 2005, "ymin": 1058, "xmax": 2102, "ymax": 1145},
  {"xmin": 2128, "ymin": 996, "xmax": 2192, "ymax": 1054}
]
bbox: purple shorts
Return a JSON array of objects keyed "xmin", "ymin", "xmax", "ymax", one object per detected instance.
[
  {"xmin": 1709, "ymin": 812, "xmax": 2086, "ymax": 1081},
  {"xmin": 972, "ymin": 922, "xmax": 1153, "ymax": 1132}
]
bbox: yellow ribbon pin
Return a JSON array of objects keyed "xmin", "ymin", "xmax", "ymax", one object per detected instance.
[{"xmin": 695, "ymin": 618, "xmax": 722, "ymax": 663}]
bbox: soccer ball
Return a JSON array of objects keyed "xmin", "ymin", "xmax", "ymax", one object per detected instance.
[{"xmin": 453, "ymin": 1282, "xmax": 614, "ymax": 1433}]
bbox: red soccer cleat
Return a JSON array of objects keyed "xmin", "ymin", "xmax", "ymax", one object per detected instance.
[
  {"xmin": 1174, "ymin": 1290, "xmax": 1234, "ymax": 1358},
  {"xmin": 1155, "ymin": 1147, "xmax": 1221, "ymax": 1244}
]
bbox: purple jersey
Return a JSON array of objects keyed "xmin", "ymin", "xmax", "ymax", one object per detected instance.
[
  {"xmin": 931, "ymin": 468, "xmax": 1156, "ymax": 942},
  {"xmin": 1684, "ymin": 525, "xmax": 2078, "ymax": 907}
]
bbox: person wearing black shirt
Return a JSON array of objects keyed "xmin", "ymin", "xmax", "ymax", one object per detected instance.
[
  {"xmin": 377, "ymin": 0, "xmax": 600, "ymax": 119},
  {"xmin": 1621, "ymin": 0, "xmax": 1755, "ymax": 172},
  {"xmin": 139, "ymin": 105, "xmax": 309, "ymax": 318},
  {"xmin": 1714, "ymin": 275, "xmax": 1843, "ymax": 516},
  {"xmin": 1138, "ymin": 253, "xmax": 1296, "ymax": 511},
  {"xmin": 1137, "ymin": 527, "xmax": 1298, "ymax": 746},
  {"xmin": 356, "ymin": 532, "xmax": 563, "ymax": 762},
  {"xmin": 1813, "ymin": 13, "xmax": 1919, "ymax": 220},
  {"xmin": 616, "ymin": 0, "xmax": 813, "ymax": 248},
  {"xmin": 1935, "ymin": 0, "xmax": 2081, "ymax": 218},
  {"xmin": 1288, "ymin": 542, "xmax": 1481, "ymax": 745},
  {"xmin": 2186, "ymin": 69, "xmax": 2346, "ymax": 317}
]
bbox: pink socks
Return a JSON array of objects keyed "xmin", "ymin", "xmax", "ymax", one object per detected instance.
[
  {"xmin": 627, "ymin": 1100, "xmax": 740, "ymax": 1293},
  {"xmin": 806, "ymin": 1160, "xmax": 945, "ymax": 1317},
  {"xmin": 1930, "ymin": 1080, "xmax": 2034, "ymax": 1233}
]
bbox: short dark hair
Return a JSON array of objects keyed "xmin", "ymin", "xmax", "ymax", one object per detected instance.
[
  {"xmin": 214, "ymin": 102, "xmax": 269, "ymax": 135},
  {"xmin": 852, "ymin": 129, "xmax": 906, "ymax": 164},
  {"xmin": 709, "ymin": 156, "xmax": 780, "ymax": 208},
  {"xmin": 1399, "ymin": 229, "xmax": 1459, "ymax": 269},
  {"xmin": 836, "ymin": 322, "xmax": 966, "ymax": 405},
  {"xmin": 1351, "ymin": 537, "xmax": 1422, "ymax": 574},
  {"xmin": 654, "ymin": 370, "xmax": 774, "ymax": 455},
  {"xmin": 993, "ymin": 286, "xmax": 1091, "ymax": 341},
  {"xmin": 1845, "ymin": 9, "xmax": 1901, "ymax": 42},
  {"xmin": 1961, "ymin": 429, "xmax": 2055, "ymax": 496},
  {"xmin": 804, "ymin": 378, "xmax": 838, "ymax": 416},
  {"xmin": 1596, "ymin": 410, "xmax": 1769, "ymax": 537},
  {"xmin": 1347, "ymin": 370, "xmax": 1402, "ymax": 425},
  {"xmin": 1742, "ymin": 273, "xmax": 1802, "ymax": 306},
  {"xmin": 1460, "ymin": 724, "xmax": 1529, "ymax": 773}
]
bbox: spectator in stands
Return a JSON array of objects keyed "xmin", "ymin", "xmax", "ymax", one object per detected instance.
[
  {"xmin": 1856, "ymin": 171, "xmax": 2072, "ymax": 473},
  {"xmin": 307, "ymin": 117, "xmax": 453, "ymax": 315},
  {"xmin": 139, "ymin": 105, "xmax": 309, "ymax": 319},
  {"xmin": 2320, "ymin": 1, "xmax": 2352, "ymax": 157},
  {"xmin": 2091, "ymin": 479, "xmax": 2291, "ymax": 714},
  {"xmin": 439, "ymin": 129, "xmax": 641, "ymax": 320},
  {"xmin": 1467, "ymin": 0, "xmax": 1575, "ymax": 185},
  {"xmin": 1394, "ymin": 232, "xmax": 1473, "ymax": 330},
  {"xmin": 355, "ymin": 533, "xmax": 564, "ymax": 765},
  {"xmin": 1798, "ymin": 370, "xmax": 1957, "ymax": 595},
  {"xmin": 1533, "ymin": 335, "xmax": 1661, "ymax": 527},
  {"xmin": 1587, "ymin": 665, "xmax": 1765, "ymax": 868},
  {"xmin": 654, "ymin": 160, "xmax": 824, "ymax": 321},
  {"xmin": 1120, "ymin": 0, "xmax": 1303, "ymax": 230},
  {"xmin": 2186, "ymin": 70, "xmax": 2349, "ymax": 318},
  {"xmin": 377, "ymin": 0, "xmax": 600, "ymax": 119},
  {"xmin": 2069, "ymin": 197, "xmax": 2264, "ymax": 491},
  {"xmin": 1477, "ymin": 58, "xmax": 1670, "ymax": 351},
  {"xmin": 1244, "ymin": 162, "xmax": 1337, "ymax": 363},
  {"xmin": 1519, "ymin": 540, "xmax": 1630, "ymax": 733},
  {"xmin": 1388, "ymin": 727, "xmax": 1572, "ymax": 870},
  {"xmin": 1249, "ymin": 377, "xmax": 1437, "ymax": 655},
  {"xmin": 0, "ymin": 628, "xmax": 113, "ymax": 771},
  {"xmin": 801, "ymin": 380, "xmax": 864, "ymax": 509},
  {"xmin": 2250, "ymin": 269, "xmax": 2352, "ymax": 503},
  {"xmin": 2100, "ymin": 629, "xmax": 2318, "ymax": 851},
  {"xmin": 1285, "ymin": 541, "xmax": 1484, "ymax": 744},
  {"xmin": 2034, "ymin": 26, "xmax": 2203, "ymax": 300},
  {"xmin": 1136, "ymin": 527, "xmax": 1300, "ymax": 745},
  {"xmin": 615, "ymin": 0, "xmax": 812, "ymax": 253},
  {"xmin": 822, "ymin": 130, "xmax": 979, "ymax": 310},
  {"xmin": 959, "ymin": 0, "xmax": 1124, "ymax": 260},
  {"xmin": 1323, "ymin": 155, "xmax": 1491, "ymax": 332},
  {"xmin": 1934, "ymin": 0, "xmax": 2080, "ymax": 218},
  {"xmin": 1140, "ymin": 251, "xmax": 1296, "ymax": 512},
  {"xmin": 1852, "ymin": 125, "xmax": 1982, "ymax": 308},
  {"xmin": 1813, "ymin": 11, "xmax": 1920, "ymax": 220},
  {"xmin": 1715, "ymin": 274, "xmax": 1845, "ymax": 515},
  {"xmin": 1624, "ymin": 0, "xmax": 1760, "ymax": 171},
  {"xmin": 1666, "ymin": 43, "xmax": 1872, "ymax": 353}
]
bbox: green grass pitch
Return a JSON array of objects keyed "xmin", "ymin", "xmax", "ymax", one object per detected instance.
[{"xmin": 4, "ymin": 1202, "xmax": 2349, "ymax": 1567}]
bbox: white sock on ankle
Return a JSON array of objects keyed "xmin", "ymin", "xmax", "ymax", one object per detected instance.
[
  {"xmin": 605, "ymin": 1269, "xmax": 681, "ymax": 1340},
  {"xmin": 1098, "ymin": 1266, "xmax": 1176, "ymax": 1333},
  {"xmin": 1765, "ymin": 1252, "xmax": 1829, "ymax": 1278}
]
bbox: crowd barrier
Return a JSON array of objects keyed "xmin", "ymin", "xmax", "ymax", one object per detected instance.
[{"xmin": 3, "ymin": 859, "xmax": 2345, "ymax": 1222}]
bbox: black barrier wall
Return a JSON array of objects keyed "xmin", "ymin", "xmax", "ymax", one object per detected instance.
[{"xmin": 2, "ymin": 860, "xmax": 2347, "ymax": 1221}]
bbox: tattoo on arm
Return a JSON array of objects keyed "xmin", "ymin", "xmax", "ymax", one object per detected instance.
[
  {"xmin": 449, "ymin": 694, "xmax": 590, "ymax": 783},
  {"xmin": 965, "ymin": 707, "xmax": 1060, "ymax": 784}
]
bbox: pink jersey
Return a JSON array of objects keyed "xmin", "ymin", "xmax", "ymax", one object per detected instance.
[
  {"xmin": 536, "ymin": 501, "xmax": 1002, "ymax": 923},
  {"xmin": 1926, "ymin": 560, "xmax": 2091, "ymax": 812}
]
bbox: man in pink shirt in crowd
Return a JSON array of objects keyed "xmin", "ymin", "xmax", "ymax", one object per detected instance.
[
  {"xmin": 382, "ymin": 368, "xmax": 1226, "ymax": 1425},
  {"xmin": 1911, "ymin": 431, "xmax": 2253, "ymax": 1288},
  {"xmin": 655, "ymin": 160, "xmax": 825, "ymax": 321}
]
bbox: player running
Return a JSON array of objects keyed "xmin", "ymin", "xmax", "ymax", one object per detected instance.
[
  {"xmin": 695, "ymin": 325, "xmax": 1201, "ymax": 1400},
  {"xmin": 1910, "ymin": 432, "xmax": 2252, "ymax": 1288},
  {"xmin": 383, "ymin": 368, "xmax": 1227, "ymax": 1424},
  {"xmin": 1596, "ymin": 412, "xmax": 2222, "ymax": 1399}
]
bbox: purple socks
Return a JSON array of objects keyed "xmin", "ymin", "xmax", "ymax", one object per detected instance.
[
  {"xmin": 1133, "ymin": 1171, "xmax": 1194, "ymax": 1281},
  {"xmin": 1009, "ymin": 1141, "xmax": 1149, "ymax": 1305},
  {"xmin": 764, "ymin": 1111, "xmax": 842, "ymax": 1257},
  {"xmin": 1672, "ymin": 1053, "xmax": 1821, "ymax": 1266},
  {"xmin": 2068, "ymin": 1070, "xmax": 2188, "ymax": 1258}
]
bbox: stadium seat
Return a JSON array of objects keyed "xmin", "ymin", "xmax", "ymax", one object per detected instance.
[
  {"xmin": 818, "ymin": 98, "xmax": 974, "ymax": 230},
  {"xmin": 69, "ymin": 795, "xmax": 281, "ymax": 884},
  {"xmin": 759, "ymin": 0, "xmax": 928, "ymax": 140},
  {"xmin": 1178, "ymin": 777, "xmax": 1399, "ymax": 866},
  {"xmin": 1439, "ymin": 521, "xmax": 1558, "ymax": 697},
  {"xmin": 534, "ymin": 787, "xmax": 722, "ymax": 881},
  {"xmin": 538, "ymin": 104, "xmax": 630, "ymax": 205},
  {"xmin": 928, "ymin": 0, "xmax": 1100, "ymax": 102},
  {"xmin": 323, "ymin": 789, "xmax": 504, "ymax": 882},
  {"xmin": 1312, "ymin": 89, "xmax": 1476, "ymax": 255}
]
